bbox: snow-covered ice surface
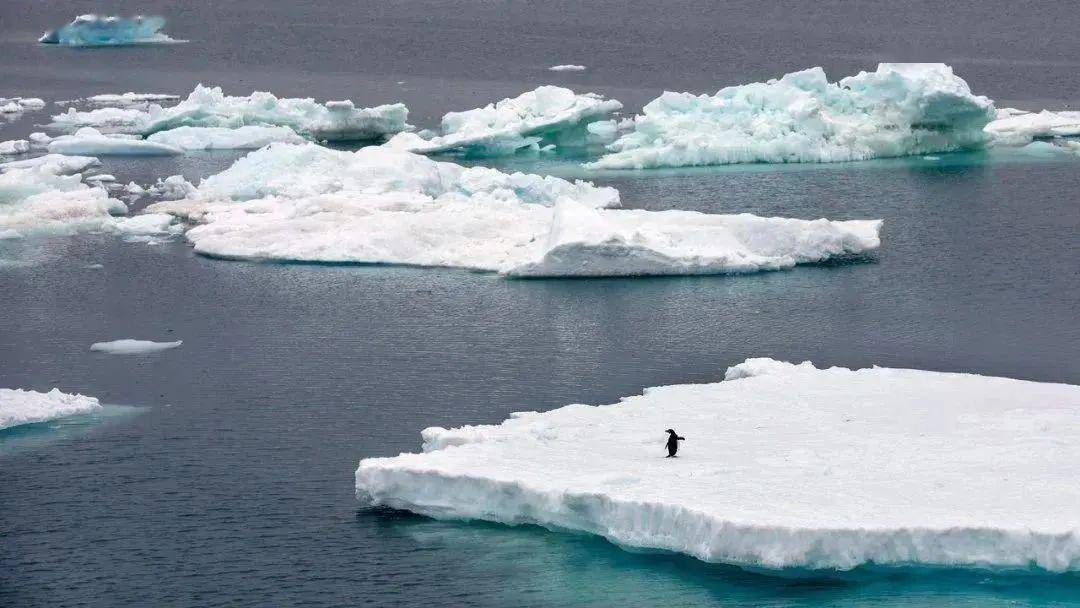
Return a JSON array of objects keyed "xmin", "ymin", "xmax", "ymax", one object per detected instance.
[
  {"xmin": 357, "ymin": 358, "xmax": 1080, "ymax": 573},
  {"xmin": 0, "ymin": 153, "xmax": 126, "ymax": 235},
  {"xmin": 146, "ymin": 125, "xmax": 305, "ymax": 150},
  {"xmin": 148, "ymin": 143, "xmax": 879, "ymax": 275},
  {"xmin": 548, "ymin": 64, "xmax": 587, "ymax": 72},
  {"xmin": 985, "ymin": 109, "xmax": 1080, "ymax": 145},
  {"xmin": 38, "ymin": 15, "xmax": 181, "ymax": 46},
  {"xmin": 0, "ymin": 140, "xmax": 30, "ymax": 156},
  {"xmin": 0, "ymin": 388, "xmax": 101, "ymax": 430},
  {"xmin": 51, "ymin": 84, "xmax": 409, "ymax": 142},
  {"xmin": 48, "ymin": 127, "xmax": 183, "ymax": 156},
  {"xmin": 89, "ymin": 339, "xmax": 183, "ymax": 354},
  {"xmin": 588, "ymin": 63, "xmax": 995, "ymax": 169},
  {"xmin": 384, "ymin": 86, "xmax": 620, "ymax": 155}
]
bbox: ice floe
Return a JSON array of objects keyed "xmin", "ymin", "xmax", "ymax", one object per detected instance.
[
  {"xmin": 0, "ymin": 140, "xmax": 30, "ymax": 156},
  {"xmin": 0, "ymin": 97, "xmax": 46, "ymax": 113},
  {"xmin": 89, "ymin": 339, "xmax": 182, "ymax": 354},
  {"xmin": 39, "ymin": 15, "xmax": 180, "ymax": 46},
  {"xmin": 145, "ymin": 125, "xmax": 305, "ymax": 150},
  {"xmin": 0, "ymin": 153, "xmax": 126, "ymax": 235},
  {"xmin": 548, "ymin": 64, "xmax": 587, "ymax": 72},
  {"xmin": 384, "ymin": 86, "xmax": 620, "ymax": 155},
  {"xmin": 51, "ymin": 84, "xmax": 409, "ymax": 142},
  {"xmin": 86, "ymin": 92, "xmax": 180, "ymax": 106},
  {"xmin": 588, "ymin": 63, "xmax": 995, "ymax": 169},
  {"xmin": 985, "ymin": 109, "xmax": 1080, "ymax": 145},
  {"xmin": 48, "ymin": 127, "xmax": 183, "ymax": 156},
  {"xmin": 357, "ymin": 357, "xmax": 1080, "ymax": 572},
  {"xmin": 147, "ymin": 143, "xmax": 878, "ymax": 275},
  {"xmin": 0, "ymin": 388, "xmax": 101, "ymax": 430}
]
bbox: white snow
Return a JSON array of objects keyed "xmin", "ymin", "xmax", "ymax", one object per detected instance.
[
  {"xmin": 51, "ymin": 84, "xmax": 409, "ymax": 142},
  {"xmin": 47, "ymin": 127, "xmax": 183, "ymax": 156},
  {"xmin": 89, "ymin": 339, "xmax": 183, "ymax": 354},
  {"xmin": 985, "ymin": 109, "xmax": 1080, "ymax": 145},
  {"xmin": 588, "ymin": 63, "xmax": 995, "ymax": 169},
  {"xmin": 548, "ymin": 64, "xmax": 587, "ymax": 72},
  {"xmin": 357, "ymin": 358, "xmax": 1080, "ymax": 572},
  {"xmin": 0, "ymin": 140, "xmax": 30, "ymax": 156},
  {"xmin": 0, "ymin": 388, "xmax": 101, "ymax": 430},
  {"xmin": 146, "ymin": 125, "xmax": 305, "ymax": 150},
  {"xmin": 148, "ymin": 143, "xmax": 879, "ymax": 275},
  {"xmin": 384, "ymin": 86, "xmax": 621, "ymax": 155},
  {"xmin": 38, "ymin": 14, "xmax": 180, "ymax": 46},
  {"xmin": 0, "ymin": 153, "xmax": 126, "ymax": 234}
]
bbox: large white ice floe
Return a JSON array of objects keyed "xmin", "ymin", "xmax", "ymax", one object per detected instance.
[
  {"xmin": 985, "ymin": 109, "xmax": 1080, "ymax": 145},
  {"xmin": 0, "ymin": 388, "xmax": 101, "ymax": 430},
  {"xmin": 38, "ymin": 15, "xmax": 180, "ymax": 46},
  {"xmin": 0, "ymin": 154, "xmax": 127, "ymax": 235},
  {"xmin": 357, "ymin": 358, "xmax": 1080, "ymax": 572},
  {"xmin": 145, "ymin": 125, "xmax": 305, "ymax": 150},
  {"xmin": 51, "ymin": 84, "xmax": 409, "ymax": 142},
  {"xmin": 148, "ymin": 143, "xmax": 879, "ymax": 275},
  {"xmin": 587, "ymin": 63, "xmax": 995, "ymax": 169},
  {"xmin": 89, "ymin": 339, "xmax": 182, "ymax": 354},
  {"xmin": 48, "ymin": 127, "xmax": 183, "ymax": 156},
  {"xmin": 384, "ymin": 86, "xmax": 621, "ymax": 155}
]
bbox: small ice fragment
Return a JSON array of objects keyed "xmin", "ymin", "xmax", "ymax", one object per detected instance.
[
  {"xmin": 89, "ymin": 339, "xmax": 183, "ymax": 354},
  {"xmin": 548, "ymin": 64, "xmax": 587, "ymax": 72}
]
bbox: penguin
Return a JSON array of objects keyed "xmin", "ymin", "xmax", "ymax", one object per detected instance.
[{"xmin": 665, "ymin": 429, "xmax": 685, "ymax": 458}]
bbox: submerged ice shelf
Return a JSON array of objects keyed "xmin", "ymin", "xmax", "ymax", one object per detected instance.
[
  {"xmin": 357, "ymin": 358, "xmax": 1080, "ymax": 572},
  {"xmin": 385, "ymin": 86, "xmax": 621, "ymax": 155},
  {"xmin": 588, "ymin": 63, "xmax": 996, "ymax": 169},
  {"xmin": 39, "ymin": 15, "xmax": 180, "ymax": 47},
  {"xmin": 1, "ymin": 388, "xmax": 101, "ymax": 430},
  {"xmin": 147, "ymin": 143, "xmax": 880, "ymax": 276}
]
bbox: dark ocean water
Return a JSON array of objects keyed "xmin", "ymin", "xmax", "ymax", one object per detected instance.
[{"xmin": 2, "ymin": 1, "xmax": 1080, "ymax": 606}]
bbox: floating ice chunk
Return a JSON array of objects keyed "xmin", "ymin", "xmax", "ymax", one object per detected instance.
[
  {"xmin": 47, "ymin": 127, "xmax": 182, "ymax": 156},
  {"xmin": 39, "ymin": 15, "xmax": 180, "ymax": 46},
  {"xmin": 89, "ymin": 339, "xmax": 183, "ymax": 354},
  {"xmin": 85, "ymin": 174, "xmax": 116, "ymax": 182},
  {"xmin": 588, "ymin": 63, "xmax": 995, "ymax": 169},
  {"xmin": 548, "ymin": 64, "xmax": 587, "ymax": 72},
  {"xmin": 87, "ymin": 92, "xmax": 180, "ymax": 106},
  {"xmin": 50, "ymin": 84, "xmax": 408, "ymax": 142},
  {"xmin": 384, "ymin": 86, "xmax": 621, "ymax": 155},
  {"xmin": 0, "ymin": 153, "xmax": 126, "ymax": 234},
  {"xmin": 149, "ymin": 175, "xmax": 197, "ymax": 200},
  {"xmin": 507, "ymin": 199, "xmax": 881, "ymax": 277},
  {"xmin": 0, "ymin": 140, "xmax": 30, "ymax": 156},
  {"xmin": 0, "ymin": 97, "xmax": 46, "ymax": 115},
  {"xmin": 114, "ymin": 213, "xmax": 181, "ymax": 237},
  {"xmin": 149, "ymin": 143, "xmax": 877, "ymax": 275},
  {"xmin": 146, "ymin": 125, "xmax": 305, "ymax": 150},
  {"xmin": 985, "ymin": 109, "xmax": 1080, "ymax": 145},
  {"xmin": 123, "ymin": 182, "xmax": 146, "ymax": 195},
  {"xmin": 0, "ymin": 388, "xmax": 101, "ymax": 430},
  {"xmin": 357, "ymin": 358, "xmax": 1080, "ymax": 572},
  {"xmin": 0, "ymin": 102, "xmax": 21, "ymax": 114}
]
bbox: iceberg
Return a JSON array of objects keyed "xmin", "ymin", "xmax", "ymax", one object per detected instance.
[
  {"xmin": 51, "ymin": 84, "xmax": 409, "ymax": 142},
  {"xmin": 587, "ymin": 63, "xmax": 995, "ymax": 169},
  {"xmin": 148, "ymin": 143, "xmax": 879, "ymax": 275},
  {"xmin": 357, "ymin": 358, "xmax": 1080, "ymax": 572},
  {"xmin": 985, "ymin": 109, "xmax": 1080, "ymax": 145},
  {"xmin": 548, "ymin": 64, "xmax": 587, "ymax": 72},
  {"xmin": 0, "ymin": 140, "xmax": 30, "ymax": 156},
  {"xmin": 0, "ymin": 153, "xmax": 127, "ymax": 234},
  {"xmin": 0, "ymin": 388, "xmax": 101, "ymax": 430},
  {"xmin": 48, "ymin": 127, "xmax": 183, "ymax": 156},
  {"xmin": 384, "ymin": 86, "xmax": 621, "ymax": 155},
  {"xmin": 146, "ymin": 125, "xmax": 305, "ymax": 150},
  {"xmin": 89, "ymin": 339, "xmax": 182, "ymax": 354},
  {"xmin": 38, "ymin": 15, "xmax": 180, "ymax": 46}
]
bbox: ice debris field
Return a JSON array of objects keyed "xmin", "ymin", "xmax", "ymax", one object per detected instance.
[
  {"xmin": 1, "ymin": 388, "xmax": 101, "ymax": 430},
  {"xmin": 148, "ymin": 143, "xmax": 880, "ymax": 276},
  {"xmin": 357, "ymin": 358, "xmax": 1080, "ymax": 572},
  {"xmin": 39, "ymin": 15, "xmax": 181, "ymax": 47}
]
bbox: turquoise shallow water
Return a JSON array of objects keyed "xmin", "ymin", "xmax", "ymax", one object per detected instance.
[{"xmin": 3, "ymin": 0, "xmax": 1080, "ymax": 605}]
